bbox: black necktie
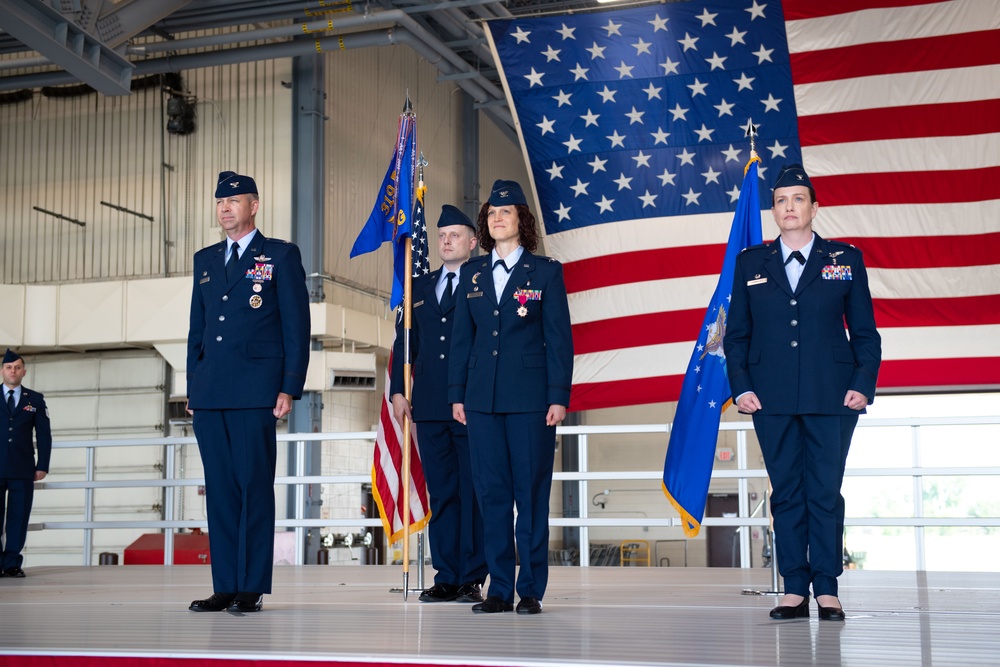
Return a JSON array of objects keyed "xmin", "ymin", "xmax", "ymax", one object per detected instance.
[
  {"xmin": 440, "ymin": 272, "xmax": 456, "ymax": 311},
  {"xmin": 6, "ymin": 389, "xmax": 14, "ymax": 413},
  {"xmin": 226, "ymin": 244, "xmax": 240, "ymax": 280},
  {"xmin": 493, "ymin": 259, "xmax": 512, "ymax": 274},
  {"xmin": 785, "ymin": 250, "xmax": 806, "ymax": 266}
]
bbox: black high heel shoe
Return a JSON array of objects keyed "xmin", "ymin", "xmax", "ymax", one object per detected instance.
[
  {"xmin": 817, "ymin": 602, "xmax": 846, "ymax": 621},
  {"xmin": 770, "ymin": 596, "xmax": 810, "ymax": 620}
]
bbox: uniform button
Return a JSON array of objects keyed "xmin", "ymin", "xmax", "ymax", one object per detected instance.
[
  {"xmin": 439, "ymin": 336, "xmax": 446, "ymax": 341},
  {"xmin": 790, "ymin": 319, "xmax": 798, "ymax": 327},
  {"xmin": 493, "ymin": 310, "xmax": 499, "ymax": 316},
  {"xmin": 219, "ymin": 316, "xmax": 225, "ymax": 322},
  {"xmin": 789, "ymin": 299, "xmax": 797, "ymax": 306},
  {"xmin": 222, "ymin": 295, "xmax": 229, "ymax": 301},
  {"xmin": 790, "ymin": 340, "xmax": 798, "ymax": 348},
  {"xmin": 492, "ymin": 350, "xmax": 498, "ymax": 356},
  {"xmin": 216, "ymin": 336, "xmax": 223, "ymax": 342},
  {"xmin": 492, "ymin": 330, "xmax": 498, "ymax": 336},
  {"xmin": 439, "ymin": 354, "xmax": 445, "ymax": 360},
  {"xmin": 441, "ymin": 317, "xmax": 447, "ymax": 323}
]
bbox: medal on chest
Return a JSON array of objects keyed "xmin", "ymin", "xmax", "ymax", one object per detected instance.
[{"xmin": 514, "ymin": 287, "xmax": 542, "ymax": 318}]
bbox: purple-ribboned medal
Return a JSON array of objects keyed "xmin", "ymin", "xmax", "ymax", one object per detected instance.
[{"xmin": 514, "ymin": 288, "xmax": 542, "ymax": 318}]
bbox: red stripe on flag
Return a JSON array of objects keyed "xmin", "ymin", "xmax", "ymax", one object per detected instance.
[
  {"xmin": 842, "ymin": 232, "xmax": 1000, "ymax": 270},
  {"xmin": 570, "ymin": 374, "xmax": 684, "ymax": 412},
  {"xmin": 569, "ymin": 358, "xmax": 1000, "ymax": 412},
  {"xmin": 814, "ymin": 167, "xmax": 1000, "ymax": 207},
  {"xmin": 799, "ymin": 99, "xmax": 1000, "ymax": 146},
  {"xmin": 874, "ymin": 295, "xmax": 1000, "ymax": 329},
  {"xmin": 573, "ymin": 309, "xmax": 705, "ymax": 355},
  {"xmin": 571, "ymin": 295, "xmax": 1000, "ymax": 360},
  {"xmin": 782, "ymin": 0, "xmax": 949, "ymax": 21},
  {"xmin": 563, "ymin": 231, "xmax": 1000, "ymax": 298},
  {"xmin": 563, "ymin": 244, "xmax": 725, "ymax": 293},
  {"xmin": 372, "ymin": 353, "xmax": 429, "ymax": 542},
  {"xmin": 879, "ymin": 357, "xmax": 1000, "ymax": 390},
  {"xmin": 790, "ymin": 30, "xmax": 1000, "ymax": 84}
]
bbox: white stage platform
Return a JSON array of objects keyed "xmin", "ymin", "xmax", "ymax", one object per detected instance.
[{"xmin": 0, "ymin": 565, "xmax": 998, "ymax": 667}]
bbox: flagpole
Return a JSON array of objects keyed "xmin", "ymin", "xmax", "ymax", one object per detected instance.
[
  {"xmin": 399, "ymin": 99, "xmax": 417, "ymax": 600},
  {"xmin": 737, "ymin": 119, "xmax": 781, "ymax": 598}
]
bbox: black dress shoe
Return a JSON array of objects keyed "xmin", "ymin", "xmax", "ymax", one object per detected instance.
[
  {"xmin": 3, "ymin": 567, "xmax": 25, "ymax": 578},
  {"xmin": 516, "ymin": 597, "xmax": 543, "ymax": 615},
  {"xmin": 472, "ymin": 596, "xmax": 513, "ymax": 614},
  {"xmin": 770, "ymin": 597, "xmax": 810, "ymax": 620},
  {"xmin": 228, "ymin": 594, "xmax": 263, "ymax": 613},
  {"xmin": 419, "ymin": 583, "xmax": 460, "ymax": 603},
  {"xmin": 455, "ymin": 582, "xmax": 484, "ymax": 603},
  {"xmin": 818, "ymin": 604, "xmax": 846, "ymax": 621},
  {"xmin": 189, "ymin": 592, "xmax": 236, "ymax": 612}
]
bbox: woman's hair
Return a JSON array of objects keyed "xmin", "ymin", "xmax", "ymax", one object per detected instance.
[{"xmin": 475, "ymin": 203, "xmax": 539, "ymax": 253}]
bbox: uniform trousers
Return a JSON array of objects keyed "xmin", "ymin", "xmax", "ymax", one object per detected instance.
[
  {"xmin": 193, "ymin": 408, "xmax": 277, "ymax": 595},
  {"xmin": 752, "ymin": 413, "xmax": 858, "ymax": 598},
  {"xmin": 465, "ymin": 410, "xmax": 555, "ymax": 603},
  {"xmin": 416, "ymin": 420, "xmax": 487, "ymax": 587},
  {"xmin": 0, "ymin": 478, "xmax": 34, "ymax": 569}
]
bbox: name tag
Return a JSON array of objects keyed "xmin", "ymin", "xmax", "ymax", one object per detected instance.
[
  {"xmin": 199, "ymin": 277, "xmax": 211, "ymax": 284},
  {"xmin": 467, "ymin": 291, "xmax": 484, "ymax": 299},
  {"xmin": 747, "ymin": 277, "xmax": 767, "ymax": 286},
  {"xmin": 413, "ymin": 300, "xmax": 424, "ymax": 308}
]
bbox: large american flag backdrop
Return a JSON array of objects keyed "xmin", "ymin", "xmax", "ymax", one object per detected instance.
[{"xmin": 484, "ymin": 0, "xmax": 1000, "ymax": 412}]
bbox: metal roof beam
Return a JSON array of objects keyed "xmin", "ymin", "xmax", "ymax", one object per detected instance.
[
  {"xmin": 92, "ymin": 0, "xmax": 195, "ymax": 48},
  {"xmin": 0, "ymin": 0, "xmax": 133, "ymax": 95}
]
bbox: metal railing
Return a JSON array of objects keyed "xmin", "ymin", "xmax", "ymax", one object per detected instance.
[{"xmin": 37, "ymin": 416, "xmax": 1000, "ymax": 568}]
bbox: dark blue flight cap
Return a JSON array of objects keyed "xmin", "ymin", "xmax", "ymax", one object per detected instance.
[
  {"xmin": 487, "ymin": 179, "xmax": 527, "ymax": 206},
  {"xmin": 215, "ymin": 171, "xmax": 258, "ymax": 198},
  {"xmin": 437, "ymin": 204, "xmax": 475, "ymax": 230},
  {"xmin": 772, "ymin": 163, "xmax": 814, "ymax": 192},
  {"xmin": 3, "ymin": 348, "xmax": 22, "ymax": 365}
]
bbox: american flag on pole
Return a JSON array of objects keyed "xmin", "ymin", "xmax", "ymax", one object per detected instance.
[
  {"xmin": 371, "ymin": 181, "xmax": 431, "ymax": 544},
  {"xmin": 484, "ymin": 0, "xmax": 1000, "ymax": 412}
]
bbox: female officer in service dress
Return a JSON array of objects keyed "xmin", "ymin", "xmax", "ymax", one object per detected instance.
[
  {"xmin": 449, "ymin": 179, "xmax": 573, "ymax": 615},
  {"xmin": 725, "ymin": 164, "xmax": 881, "ymax": 621}
]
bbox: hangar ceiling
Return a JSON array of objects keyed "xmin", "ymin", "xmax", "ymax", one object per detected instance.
[{"xmin": 0, "ymin": 0, "xmax": 640, "ymax": 132}]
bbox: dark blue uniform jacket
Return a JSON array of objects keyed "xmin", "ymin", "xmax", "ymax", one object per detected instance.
[
  {"xmin": 1, "ymin": 388, "xmax": 51, "ymax": 479},
  {"xmin": 448, "ymin": 251, "xmax": 573, "ymax": 412},
  {"xmin": 725, "ymin": 234, "xmax": 881, "ymax": 415},
  {"xmin": 390, "ymin": 268, "xmax": 457, "ymax": 422},
  {"xmin": 187, "ymin": 232, "xmax": 311, "ymax": 409}
]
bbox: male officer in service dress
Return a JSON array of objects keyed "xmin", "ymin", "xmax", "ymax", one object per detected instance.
[
  {"xmin": 724, "ymin": 164, "xmax": 881, "ymax": 622},
  {"xmin": 0, "ymin": 349, "xmax": 51, "ymax": 578},
  {"xmin": 186, "ymin": 171, "xmax": 310, "ymax": 613},
  {"xmin": 390, "ymin": 205, "xmax": 488, "ymax": 604}
]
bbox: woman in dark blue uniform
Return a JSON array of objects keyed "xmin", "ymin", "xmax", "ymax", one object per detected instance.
[
  {"xmin": 448, "ymin": 179, "xmax": 573, "ymax": 615},
  {"xmin": 725, "ymin": 164, "xmax": 881, "ymax": 621}
]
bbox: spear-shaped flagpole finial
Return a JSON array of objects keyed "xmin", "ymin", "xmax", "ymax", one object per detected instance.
[
  {"xmin": 417, "ymin": 151, "xmax": 428, "ymax": 181},
  {"xmin": 744, "ymin": 118, "xmax": 758, "ymax": 158},
  {"xmin": 403, "ymin": 93, "xmax": 413, "ymax": 116}
]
